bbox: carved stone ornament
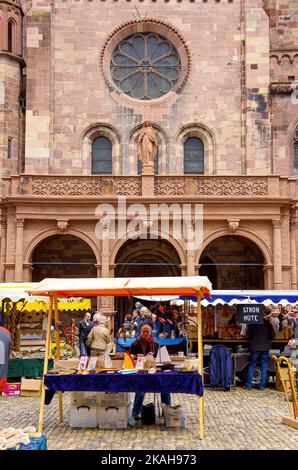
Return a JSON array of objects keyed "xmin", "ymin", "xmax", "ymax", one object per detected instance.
[
  {"xmin": 154, "ymin": 177, "xmax": 186, "ymax": 196},
  {"xmin": 15, "ymin": 218, "xmax": 25, "ymax": 228},
  {"xmin": 272, "ymin": 219, "xmax": 282, "ymax": 229},
  {"xmin": 196, "ymin": 177, "xmax": 268, "ymax": 196},
  {"xmin": 228, "ymin": 219, "xmax": 240, "ymax": 233},
  {"xmin": 57, "ymin": 220, "xmax": 69, "ymax": 232}
]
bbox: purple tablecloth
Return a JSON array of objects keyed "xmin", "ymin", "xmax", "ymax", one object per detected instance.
[{"xmin": 44, "ymin": 371, "xmax": 203, "ymax": 396}]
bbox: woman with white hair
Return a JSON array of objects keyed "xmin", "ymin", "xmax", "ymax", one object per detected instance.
[{"xmin": 87, "ymin": 312, "xmax": 111, "ymax": 356}]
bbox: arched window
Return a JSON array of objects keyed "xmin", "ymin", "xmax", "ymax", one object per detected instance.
[
  {"xmin": 184, "ymin": 137, "xmax": 204, "ymax": 174},
  {"xmin": 294, "ymin": 126, "xmax": 298, "ymax": 174},
  {"xmin": 8, "ymin": 20, "xmax": 15, "ymax": 53},
  {"xmin": 138, "ymin": 149, "xmax": 158, "ymax": 175},
  {"xmin": 92, "ymin": 137, "xmax": 112, "ymax": 174}
]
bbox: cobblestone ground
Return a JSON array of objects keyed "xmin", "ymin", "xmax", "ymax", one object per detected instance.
[{"xmin": 0, "ymin": 387, "xmax": 297, "ymax": 450}]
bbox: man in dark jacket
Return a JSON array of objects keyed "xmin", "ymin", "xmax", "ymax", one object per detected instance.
[
  {"xmin": 245, "ymin": 312, "xmax": 275, "ymax": 390},
  {"xmin": 130, "ymin": 324, "xmax": 171, "ymax": 423},
  {"xmin": 79, "ymin": 312, "xmax": 93, "ymax": 356}
]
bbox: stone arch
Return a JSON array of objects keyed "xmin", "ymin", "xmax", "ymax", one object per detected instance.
[
  {"xmin": 24, "ymin": 228, "xmax": 101, "ymax": 266},
  {"xmin": 195, "ymin": 228, "xmax": 272, "ymax": 267},
  {"xmin": 28, "ymin": 232, "xmax": 99, "ymax": 281},
  {"xmin": 127, "ymin": 123, "xmax": 168, "ymax": 175},
  {"xmin": 113, "ymin": 236, "xmax": 182, "ymax": 321},
  {"xmin": 82, "ymin": 123, "xmax": 121, "ymax": 175},
  {"xmin": 110, "ymin": 227, "xmax": 186, "ymax": 267},
  {"xmin": 176, "ymin": 123, "xmax": 216, "ymax": 175},
  {"xmin": 195, "ymin": 230, "xmax": 271, "ymax": 289}
]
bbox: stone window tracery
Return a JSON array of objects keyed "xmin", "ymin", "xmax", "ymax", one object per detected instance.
[{"xmin": 110, "ymin": 33, "xmax": 181, "ymax": 100}]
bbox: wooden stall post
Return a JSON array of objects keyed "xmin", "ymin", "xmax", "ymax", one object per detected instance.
[
  {"xmin": 54, "ymin": 292, "xmax": 63, "ymax": 422},
  {"xmin": 197, "ymin": 292, "xmax": 204, "ymax": 440},
  {"xmin": 38, "ymin": 293, "xmax": 53, "ymax": 435}
]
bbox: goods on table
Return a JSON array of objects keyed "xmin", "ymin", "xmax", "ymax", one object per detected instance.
[{"xmin": 0, "ymin": 426, "xmax": 36, "ymax": 450}]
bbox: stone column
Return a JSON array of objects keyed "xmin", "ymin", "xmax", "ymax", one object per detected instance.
[
  {"xmin": 263, "ymin": 265, "xmax": 273, "ymax": 289},
  {"xmin": 15, "ymin": 218, "xmax": 25, "ymax": 282},
  {"xmin": 290, "ymin": 218, "xmax": 297, "ymax": 289},
  {"xmin": 0, "ymin": 217, "xmax": 7, "ymax": 281},
  {"xmin": 100, "ymin": 221, "xmax": 114, "ymax": 329},
  {"xmin": 272, "ymin": 219, "xmax": 282, "ymax": 289}
]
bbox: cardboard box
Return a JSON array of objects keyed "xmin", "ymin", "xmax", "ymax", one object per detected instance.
[
  {"xmin": 1, "ymin": 383, "xmax": 21, "ymax": 397},
  {"xmin": 71, "ymin": 392, "xmax": 98, "ymax": 407},
  {"xmin": 53, "ymin": 358, "xmax": 79, "ymax": 370},
  {"xmin": 20, "ymin": 378, "xmax": 42, "ymax": 397},
  {"xmin": 97, "ymin": 392, "xmax": 130, "ymax": 407}
]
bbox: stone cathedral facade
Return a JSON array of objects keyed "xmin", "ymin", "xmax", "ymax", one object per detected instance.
[{"xmin": 0, "ymin": 0, "xmax": 298, "ymax": 316}]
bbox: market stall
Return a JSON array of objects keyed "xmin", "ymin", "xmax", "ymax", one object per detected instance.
[
  {"xmin": 0, "ymin": 284, "xmax": 91, "ymax": 378},
  {"xmin": 182, "ymin": 290, "xmax": 298, "ymax": 343},
  {"xmin": 28, "ymin": 275, "xmax": 212, "ymax": 440}
]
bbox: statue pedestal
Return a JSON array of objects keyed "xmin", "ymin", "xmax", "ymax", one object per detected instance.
[{"xmin": 141, "ymin": 163, "xmax": 154, "ymax": 176}]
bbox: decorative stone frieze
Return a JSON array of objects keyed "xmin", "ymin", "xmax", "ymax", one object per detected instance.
[{"xmin": 196, "ymin": 177, "xmax": 268, "ymax": 196}]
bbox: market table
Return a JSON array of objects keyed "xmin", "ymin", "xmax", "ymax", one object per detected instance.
[
  {"xmin": 44, "ymin": 371, "xmax": 203, "ymax": 396},
  {"xmin": 8, "ymin": 358, "xmax": 54, "ymax": 378}
]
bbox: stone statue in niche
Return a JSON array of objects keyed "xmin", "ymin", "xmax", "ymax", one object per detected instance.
[{"xmin": 137, "ymin": 121, "xmax": 158, "ymax": 175}]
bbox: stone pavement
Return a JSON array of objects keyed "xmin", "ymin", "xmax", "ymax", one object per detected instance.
[{"xmin": 0, "ymin": 386, "xmax": 297, "ymax": 450}]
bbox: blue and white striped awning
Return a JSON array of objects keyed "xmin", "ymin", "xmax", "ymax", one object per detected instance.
[{"xmin": 181, "ymin": 290, "xmax": 298, "ymax": 307}]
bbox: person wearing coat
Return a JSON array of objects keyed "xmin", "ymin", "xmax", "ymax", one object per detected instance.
[
  {"xmin": 87, "ymin": 313, "xmax": 112, "ymax": 356},
  {"xmin": 245, "ymin": 312, "xmax": 275, "ymax": 390}
]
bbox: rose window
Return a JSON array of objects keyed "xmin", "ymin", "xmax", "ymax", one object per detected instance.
[{"xmin": 110, "ymin": 33, "xmax": 181, "ymax": 100}]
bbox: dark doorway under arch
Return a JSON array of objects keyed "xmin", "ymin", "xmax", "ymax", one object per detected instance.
[
  {"xmin": 114, "ymin": 238, "xmax": 181, "ymax": 323},
  {"xmin": 31, "ymin": 234, "xmax": 97, "ymax": 281},
  {"xmin": 199, "ymin": 235, "xmax": 265, "ymax": 290}
]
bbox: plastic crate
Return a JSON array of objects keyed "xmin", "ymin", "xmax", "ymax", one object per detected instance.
[
  {"xmin": 97, "ymin": 405, "xmax": 131, "ymax": 429},
  {"xmin": 70, "ymin": 405, "xmax": 98, "ymax": 428}
]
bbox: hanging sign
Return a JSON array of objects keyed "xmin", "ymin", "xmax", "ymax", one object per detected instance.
[{"xmin": 236, "ymin": 304, "xmax": 265, "ymax": 324}]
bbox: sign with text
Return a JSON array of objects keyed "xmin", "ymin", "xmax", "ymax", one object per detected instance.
[{"xmin": 236, "ymin": 304, "xmax": 265, "ymax": 324}]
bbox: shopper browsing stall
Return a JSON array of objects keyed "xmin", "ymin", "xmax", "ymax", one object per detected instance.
[
  {"xmin": 86, "ymin": 313, "xmax": 111, "ymax": 356},
  {"xmin": 78, "ymin": 312, "xmax": 93, "ymax": 356}
]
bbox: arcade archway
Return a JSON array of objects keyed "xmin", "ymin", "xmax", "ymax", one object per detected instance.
[
  {"xmin": 114, "ymin": 238, "xmax": 181, "ymax": 323},
  {"xmin": 199, "ymin": 235, "xmax": 265, "ymax": 289},
  {"xmin": 31, "ymin": 234, "xmax": 97, "ymax": 281}
]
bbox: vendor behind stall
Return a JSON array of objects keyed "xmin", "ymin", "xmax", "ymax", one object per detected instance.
[{"xmin": 129, "ymin": 324, "xmax": 171, "ymax": 425}]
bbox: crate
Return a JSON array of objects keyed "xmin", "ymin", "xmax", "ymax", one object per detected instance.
[
  {"xmin": 97, "ymin": 405, "xmax": 131, "ymax": 429},
  {"xmin": 71, "ymin": 392, "xmax": 98, "ymax": 407},
  {"xmin": 70, "ymin": 405, "xmax": 98, "ymax": 428},
  {"xmin": 163, "ymin": 405, "xmax": 187, "ymax": 428},
  {"xmin": 20, "ymin": 378, "xmax": 41, "ymax": 397},
  {"xmin": 97, "ymin": 392, "xmax": 130, "ymax": 407}
]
